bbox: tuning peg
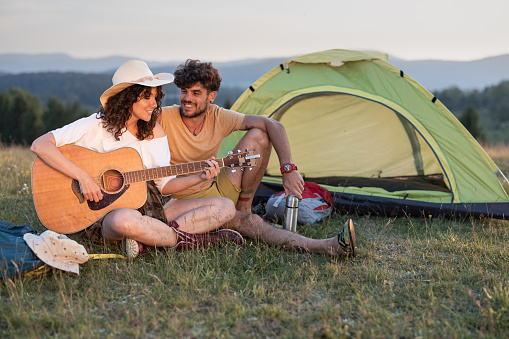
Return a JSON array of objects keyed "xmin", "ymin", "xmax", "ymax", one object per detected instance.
[
  {"xmin": 240, "ymin": 168, "xmax": 244, "ymax": 172},
  {"xmin": 231, "ymin": 169, "xmax": 236, "ymax": 173},
  {"xmin": 248, "ymin": 167, "xmax": 253, "ymax": 171},
  {"xmin": 237, "ymin": 150, "xmax": 242, "ymax": 154},
  {"xmin": 228, "ymin": 151, "xmax": 233, "ymax": 155},
  {"xmin": 245, "ymin": 148, "xmax": 249, "ymax": 152}
]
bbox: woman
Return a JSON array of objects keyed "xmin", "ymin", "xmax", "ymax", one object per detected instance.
[{"xmin": 31, "ymin": 60, "xmax": 243, "ymax": 259}]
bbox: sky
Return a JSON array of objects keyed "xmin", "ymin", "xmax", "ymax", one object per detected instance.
[{"xmin": 1, "ymin": 0, "xmax": 508, "ymax": 63}]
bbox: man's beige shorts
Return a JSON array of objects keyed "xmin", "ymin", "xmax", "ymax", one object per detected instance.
[{"xmin": 178, "ymin": 168, "xmax": 242, "ymax": 205}]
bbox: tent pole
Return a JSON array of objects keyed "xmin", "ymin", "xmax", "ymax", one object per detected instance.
[{"xmin": 495, "ymin": 169, "xmax": 509, "ymax": 185}]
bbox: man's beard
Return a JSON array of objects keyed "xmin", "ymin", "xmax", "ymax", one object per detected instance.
[{"xmin": 180, "ymin": 102, "xmax": 207, "ymax": 118}]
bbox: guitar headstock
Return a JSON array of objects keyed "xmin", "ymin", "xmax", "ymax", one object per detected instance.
[{"xmin": 223, "ymin": 149, "xmax": 260, "ymax": 172}]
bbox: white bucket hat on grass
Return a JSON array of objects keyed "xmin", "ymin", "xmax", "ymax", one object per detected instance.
[
  {"xmin": 100, "ymin": 59, "xmax": 174, "ymax": 107},
  {"xmin": 23, "ymin": 230, "xmax": 89, "ymax": 275}
]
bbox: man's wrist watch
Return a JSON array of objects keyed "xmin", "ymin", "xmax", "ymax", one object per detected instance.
[{"xmin": 280, "ymin": 163, "xmax": 298, "ymax": 174}]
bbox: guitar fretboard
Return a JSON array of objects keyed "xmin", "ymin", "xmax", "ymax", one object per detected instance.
[{"xmin": 124, "ymin": 159, "xmax": 226, "ymax": 184}]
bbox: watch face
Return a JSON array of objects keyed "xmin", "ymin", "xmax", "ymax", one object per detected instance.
[{"xmin": 284, "ymin": 164, "xmax": 292, "ymax": 172}]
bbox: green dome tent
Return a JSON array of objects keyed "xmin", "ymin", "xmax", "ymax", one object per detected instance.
[{"xmin": 218, "ymin": 49, "xmax": 509, "ymax": 219}]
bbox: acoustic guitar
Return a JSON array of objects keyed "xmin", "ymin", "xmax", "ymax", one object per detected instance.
[{"xmin": 32, "ymin": 145, "xmax": 259, "ymax": 234}]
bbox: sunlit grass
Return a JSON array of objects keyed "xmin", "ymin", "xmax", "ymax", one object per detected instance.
[
  {"xmin": 1, "ymin": 144, "xmax": 509, "ymax": 338},
  {"xmin": 483, "ymin": 142, "xmax": 509, "ymax": 160},
  {"xmin": 483, "ymin": 142, "xmax": 509, "ymax": 173},
  {"xmin": 482, "ymin": 142, "xmax": 509, "ymax": 193},
  {"xmin": 0, "ymin": 143, "xmax": 35, "ymax": 197}
]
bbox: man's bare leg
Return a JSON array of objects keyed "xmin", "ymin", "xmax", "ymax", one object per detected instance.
[
  {"xmin": 226, "ymin": 211, "xmax": 351, "ymax": 257},
  {"xmin": 165, "ymin": 197, "xmax": 236, "ymax": 234},
  {"xmin": 226, "ymin": 128, "xmax": 272, "ymax": 213}
]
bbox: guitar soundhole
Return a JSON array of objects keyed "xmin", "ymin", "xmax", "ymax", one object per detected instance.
[{"xmin": 100, "ymin": 169, "xmax": 124, "ymax": 193}]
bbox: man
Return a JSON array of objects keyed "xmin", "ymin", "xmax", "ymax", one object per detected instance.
[{"xmin": 158, "ymin": 60, "xmax": 355, "ymax": 257}]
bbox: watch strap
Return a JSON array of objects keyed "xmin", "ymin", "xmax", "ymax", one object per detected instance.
[{"xmin": 280, "ymin": 163, "xmax": 298, "ymax": 174}]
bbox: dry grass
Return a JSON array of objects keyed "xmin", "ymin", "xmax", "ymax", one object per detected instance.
[
  {"xmin": 482, "ymin": 143, "xmax": 509, "ymax": 191},
  {"xmin": 483, "ymin": 142, "xmax": 509, "ymax": 160}
]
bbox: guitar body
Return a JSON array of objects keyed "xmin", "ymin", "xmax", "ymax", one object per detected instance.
[
  {"xmin": 32, "ymin": 144, "xmax": 260, "ymax": 235},
  {"xmin": 32, "ymin": 145, "xmax": 147, "ymax": 234}
]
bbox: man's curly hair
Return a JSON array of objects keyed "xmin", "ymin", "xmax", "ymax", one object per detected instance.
[
  {"xmin": 173, "ymin": 59, "xmax": 222, "ymax": 92},
  {"xmin": 98, "ymin": 85, "xmax": 164, "ymax": 141}
]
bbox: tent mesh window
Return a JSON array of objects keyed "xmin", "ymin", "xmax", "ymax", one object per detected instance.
[{"xmin": 267, "ymin": 93, "xmax": 448, "ymax": 193}]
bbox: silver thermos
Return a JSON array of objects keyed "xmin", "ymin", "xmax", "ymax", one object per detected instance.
[{"xmin": 283, "ymin": 195, "xmax": 299, "ymax": 232}]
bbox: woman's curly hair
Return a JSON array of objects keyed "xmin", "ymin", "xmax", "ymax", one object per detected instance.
[
  {"xmin": 173, "ymin": 59, "xmax": 222, "ymax": 92},
  {"xmin": 98, "ymin": 85, "xmax": 164, "ymax": 141}
]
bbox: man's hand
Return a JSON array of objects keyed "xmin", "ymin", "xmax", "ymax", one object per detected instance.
[{"xmin": 282, "ymin": 171, "xmax": 304, "ymax": 199}]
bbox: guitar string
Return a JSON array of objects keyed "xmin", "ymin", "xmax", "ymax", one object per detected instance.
[{"xmin": 87, "ymin": 156, "xmax": 246, "ymax": 184}]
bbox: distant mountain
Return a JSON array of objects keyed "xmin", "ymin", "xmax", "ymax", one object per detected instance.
[
  {"xmin": 0, "ymin": 53, "xmax": 172, "ymax": 74},
  {"xmin": 389, "ymin": 54, "xmax": 509, "ymax": 91},
  {"xmin": 0, "ymin": 53, "xmax": 287, "ymax": 90},
  {"xmin": 1, "ymin": 52, "xmax": 509, "ymax": 92}
]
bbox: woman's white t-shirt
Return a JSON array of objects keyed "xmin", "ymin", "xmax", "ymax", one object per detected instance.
[{"xmin": 51, "ymin": 113, "xmax": 174, "ymax": 192}]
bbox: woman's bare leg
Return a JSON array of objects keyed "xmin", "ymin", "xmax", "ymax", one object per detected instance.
[{"xmin": 101, "ymin": 197, "xmax": 236, "ymax": 247}]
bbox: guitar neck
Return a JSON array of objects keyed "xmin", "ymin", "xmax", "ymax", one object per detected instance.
[{"xmin": 123, "ymin": 159, "xmax": 225, "ymax": 184}]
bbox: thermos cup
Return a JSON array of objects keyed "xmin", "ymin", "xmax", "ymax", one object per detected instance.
[{"xmin": 283, "ymin": 195, "xmax": 299, "ymax": 232}]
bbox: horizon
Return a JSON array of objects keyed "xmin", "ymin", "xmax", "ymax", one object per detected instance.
[{"xmin": 2, "ymin": 51, "xmax": 509, "ymax": 65}]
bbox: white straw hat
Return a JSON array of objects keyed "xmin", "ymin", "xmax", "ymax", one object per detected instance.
[
  {"xmin": 23, "ymin": 230, "xmax": 89, "ymax": 275},
  {"xmin": 100, "ymin": 60, "xmax": 174, "ymax": 107}
]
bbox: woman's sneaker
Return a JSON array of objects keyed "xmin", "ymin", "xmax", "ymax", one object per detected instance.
[
  {"xmin": 122, "ymin": 238, "xmax": 145, "ymax": 260},
  {"xmin": 337, "ymin": 219, "xmax": 356, "ymax": 257}
]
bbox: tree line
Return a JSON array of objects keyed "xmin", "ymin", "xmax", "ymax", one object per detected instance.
[
  {"xmin": 435, "ymin": 81, "xmax": 509, "ymax": 143},
  {"xmin": 0, "ymin": 87, "xmax": 89, "ymax": 145},
  {"xmin": 1, "ymin": 77, "xmax": 508, "ymax": 145},
  {"xmin": 0, "ymin": 72, "xmax": 243, "ymax": 112},
  {"xmin": 0, "ymin": 70, "xmax": 244, "ymax": 145}
]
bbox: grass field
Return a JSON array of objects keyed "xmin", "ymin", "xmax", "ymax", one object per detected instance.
[{"xmin": 1, "ymin": 144, "xmax": 509, "ymax": 338}]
